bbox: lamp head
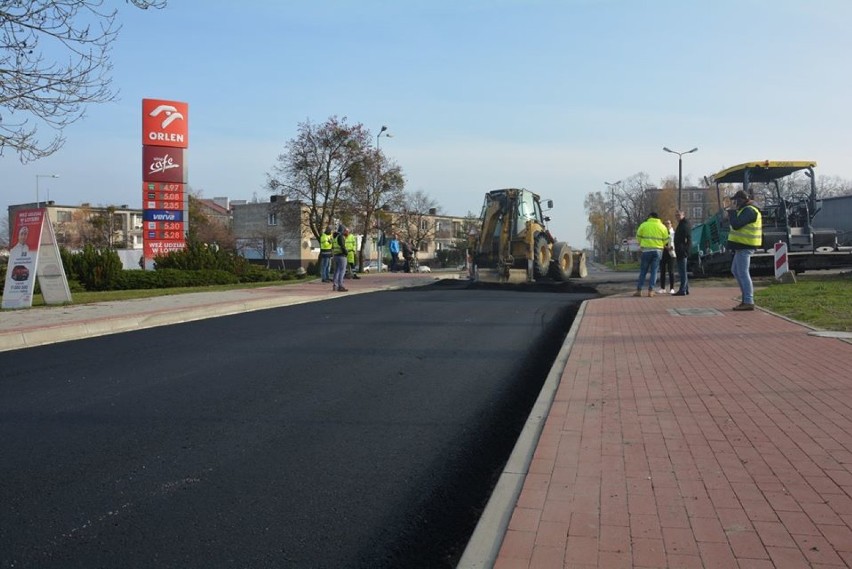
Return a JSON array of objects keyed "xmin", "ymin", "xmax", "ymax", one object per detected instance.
[
  {"xmin": 663, "ymin": 147, "xmax": 672, "ymax": 153},
  {"xmin": 688, "ymin": 147, "xmax": 698, "ymax": 154},
  {"xmin": 379, "ymin": 125, "xmax": 387, "ymax": 134}
]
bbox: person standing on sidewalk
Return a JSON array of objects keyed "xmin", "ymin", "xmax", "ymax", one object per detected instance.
[
  {"xmin": 727, "ymin": 190, "xmax": 762, "ymax": 311},
  {"xmin": 658, "ymin": 219, "xmax": 676, "ymax": 294},
  {"xmin": 319, "ymin": 226, "xmax": 334, "ymax": 282},
  {"xmin": 401, "ymin": 240, "xmax": 414, "ymax": 273},
  {"xmin": 634, "ymin": 212, "xmax": 669, "ymax": 297},
  {"xmin": 673, "ymin": 210, "xmax": 693, "ymax": 295},
  {"xmin": 388, "ymin": 234, "xmax": 401, "ymax": 272},
  {"xmin": 344, "ymin": 228, "xmax": 360, "ymax": 279},
  {"xmin": 331, "ymin": 225, "xmax": 349, "ymax": 292}
]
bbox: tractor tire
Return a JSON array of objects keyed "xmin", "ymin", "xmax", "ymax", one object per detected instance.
[
  {"xmin": 549, "ymin": 241, "xmax": 574, "ymax": 281},
  {"xmin": 533, "ymin": 233, "xmax": 552, "ymax": 279},
  {"xmin": 571, "ymin": 250, "xmax": 588, "ymax": 278}
]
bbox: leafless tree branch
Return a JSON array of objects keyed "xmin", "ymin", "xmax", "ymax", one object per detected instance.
[{"xmin": 0, "ymin": 0, "xmax": 165, "ymax": 162}]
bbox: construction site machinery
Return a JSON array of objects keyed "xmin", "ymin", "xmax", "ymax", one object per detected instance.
[
  {"xmin": 469, "ymin": 188, "xmax": 587, "ymax": 283},
  {"xmin": 690, "ymin": 160, "xmax": 852, "ymax": 276}
]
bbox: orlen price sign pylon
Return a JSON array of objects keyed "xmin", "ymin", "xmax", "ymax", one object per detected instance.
[{"xmin": 141, "ymin": 99, "xmax": 189, "ymax": 269}]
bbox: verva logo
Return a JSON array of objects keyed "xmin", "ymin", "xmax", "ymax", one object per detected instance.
[
  {"xmin": 142, "ymin": 99, "xmax": 189, "ymax": 148},
  {"xmin": 142, "ymin": 146, "xmax": 186, "ymax": 183}
]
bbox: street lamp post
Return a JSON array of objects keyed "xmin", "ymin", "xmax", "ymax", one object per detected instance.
[
  {"xmin": 35, "ymin": 174, "xmax": 59, "ymax": 208},
  {"xmin": 375, "ymin": 125, "xmax": 392, "ymax": 272},
  {"xmin": 662, "ymin": 146, "xmax": 698, "ymax": 210},
  {"xmin": 605, "ymin": 181, "xmax": 621, "ymax": 267}
]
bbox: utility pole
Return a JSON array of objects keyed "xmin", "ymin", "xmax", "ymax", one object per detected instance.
[{"xmin": 605, "ymin": 181, "xmax": 621, "ymax": 267}]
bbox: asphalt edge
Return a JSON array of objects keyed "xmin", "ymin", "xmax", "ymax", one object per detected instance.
[{"xmin": 456, "ymin": 299, "xmax": 589, "ymax": 569}]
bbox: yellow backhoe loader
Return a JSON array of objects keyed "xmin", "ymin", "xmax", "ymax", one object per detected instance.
[{"xmin": 469, "ymin": 188, "xmax": 587, "ymax": 283}]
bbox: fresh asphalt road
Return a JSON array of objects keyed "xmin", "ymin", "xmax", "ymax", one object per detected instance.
[{"xmin": 0, "ymin": 280, "xmax": 596, "ymax": 569}]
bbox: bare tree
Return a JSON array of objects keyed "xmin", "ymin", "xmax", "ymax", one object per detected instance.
[
  {"xmin": 1, "ymin": 0, "xmax": 166, "ymax": 162},
  {"xmin": 86, "ymin": 205, "xmax": 119, "ymax": 248},
  {"xmin": 815, "ymin": 175, "xmax": 852, "ymax": 198},
  {"xmin": 344, "ymin": 145, "xmax": 405, "ymax": 269},
  {"xmin": 618, "ymin": 172, "xmax": 654, "ymax": 237},
  {"xmin": 266, "ymin": 116, "xmax": 372, "ymax": 242},
  {"xmin": 397, "ymin": 190, "xmax": 440, "ymax": 255},
  {"xmin": 236, "ymin": 229, "xmax": 277, "ymax": 268}
]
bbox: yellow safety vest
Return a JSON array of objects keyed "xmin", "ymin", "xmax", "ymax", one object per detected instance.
[
  {"xmin": 345, "ymin": 234, "xmax": 357, "ymax": 263},
  {"xmin": 331, "ymin": 235, "xmax": 346, "ymax": 255},
  {"xmin": 320, "ymin": 232, "xmax": 333, "ymax": 252},
  {"xmin": 636, "ymin": 218, "xmax": 669, "ymax": 250},
  {"xmin": 728, "ymin": 205, "xmax": 763, "ymax": 248}
]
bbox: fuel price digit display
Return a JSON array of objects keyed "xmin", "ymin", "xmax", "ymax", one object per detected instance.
[
  {"xmin": 144, "ymin": 182, "xmax": 184, "ymax": 210},
  {"xmin": 147, "ymin": 220, "xmax": 184, "ymax": 240}
]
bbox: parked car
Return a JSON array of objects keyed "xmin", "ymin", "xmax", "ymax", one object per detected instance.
[{"xmin": 360, "ymin": 261, "xmax": 388, "ymax": 273}]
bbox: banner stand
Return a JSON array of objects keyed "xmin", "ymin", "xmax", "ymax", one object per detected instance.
[{"xmin": 2, "ymin": 208, "xmax": 72, "ymax": 309}]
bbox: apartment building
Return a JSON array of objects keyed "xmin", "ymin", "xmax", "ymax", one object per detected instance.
[
  {"xmin": 7, "ymin": 201, "xmax": 145, "ymax": 250},
  {"xmin": 231, "ymin": 196, "xmax": 472, "ymax": 270}
]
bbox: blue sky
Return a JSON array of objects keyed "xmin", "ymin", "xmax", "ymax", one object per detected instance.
[{"xmin": 3, "ymin": 0, "xmax": 851, "ymax": 248}]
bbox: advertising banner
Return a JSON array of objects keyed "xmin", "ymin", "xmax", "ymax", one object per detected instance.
[
  {"xmin": 144, "ymin": 240, "xmax": 187, "ymax": 259},
  {"xmin": 2, "ymin": 209, "xmax": 72, "ymax": 309},
  {"xmin": 2, "ymin": 210, "xmax": 43, "ymax": 308},
  {"xmin": 142, "ymin": 146, "xmax": 187, "ymax": 183}
]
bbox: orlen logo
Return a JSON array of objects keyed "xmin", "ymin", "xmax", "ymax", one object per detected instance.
[
  {"xmin": 142, "ymin": 99, "xmax": 189, "ymax": 148},
  {"xmin": 150, "ymin": 104, "xmax": 183, "ymax": 129}
]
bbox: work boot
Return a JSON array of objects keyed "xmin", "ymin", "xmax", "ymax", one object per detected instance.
[
  {"xmin": 648, "ymin": 290, "xmax": 656, "ymax": 297},
  {"xmin": 633, "ymin": 290, "xmax": 642, "ymax": 297},
  {"xmin": 732, "ymin": 302, "xmax": 755, "ymax": 311},
  {"xmin": 337, "ymin": 287, "xmax": 348, "ymax": 292}
]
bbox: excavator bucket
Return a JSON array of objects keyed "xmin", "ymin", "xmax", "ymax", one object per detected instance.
[{"xmin": 472, "ymin": 267, "xmax": 531, "ymax": 284}]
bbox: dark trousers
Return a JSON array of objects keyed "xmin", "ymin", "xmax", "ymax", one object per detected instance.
[
  {"xmin": 659, "ymin": 251, "xmax": 675, "ymax": 290},
  {"xmin": 676, "ymin": 257, "xmax": 689, "ymax": 292}
]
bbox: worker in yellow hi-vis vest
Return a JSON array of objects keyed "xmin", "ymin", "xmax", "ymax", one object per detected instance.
[
  {"xmin": 633, "ymin": 212, "xmax": 669, "ymax": 297},
  {"xmin": 319, "ymin": 226, "xmax": 333, "ymax": 282},
  {"xmin": 345, "ymin": 229, "xmax": 359, "ymax": 279},
  {"xmin": 727, "ymin": 190, "xmax": 762, "ymax": 311}
]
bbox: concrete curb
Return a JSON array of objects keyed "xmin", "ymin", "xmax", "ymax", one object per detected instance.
[{"xmin": 456, "ymin": 300, "xmax": 589, "ymax": 569}]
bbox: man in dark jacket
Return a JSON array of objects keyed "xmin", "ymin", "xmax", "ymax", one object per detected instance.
[
  {"xmin": 673, "ymin": 210, "xmax": 692, "ymax": 295},
  {"xmin": 401, "ymin": 240, "xmax": 413, "ymax": 273}
]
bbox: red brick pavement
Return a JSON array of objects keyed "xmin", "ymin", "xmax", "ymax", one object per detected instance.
[{"xmin": 494, "ymin": 286, "xmax": 852, "ymax": 569}]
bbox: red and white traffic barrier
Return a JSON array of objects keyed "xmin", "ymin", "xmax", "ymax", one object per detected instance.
[{"xmin": 774, "ymin": 241, "xmax": 789, "ymax": 279}]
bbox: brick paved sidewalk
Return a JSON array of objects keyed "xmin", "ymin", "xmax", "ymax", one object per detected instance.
[{"xmin": 495, "ymin": 287, "xmax": 852, "ymax": 568}]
